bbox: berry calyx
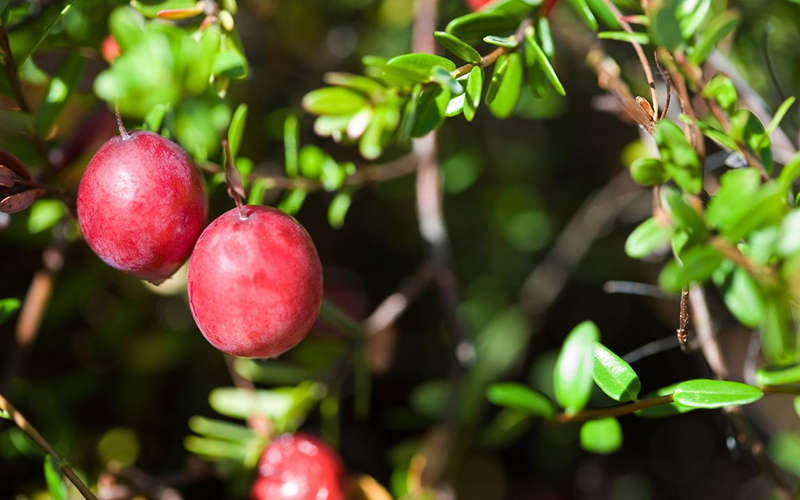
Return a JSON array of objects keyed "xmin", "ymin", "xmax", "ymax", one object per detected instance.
[
  {"xmin": 250, "ymin": 433, "xmax": 347, "ymax": 500},
  {"xmin": 187, "ymin": 205, "xmax": 323, "ymax": 358},
  {"xmin": 77, "ymin": 130, "xmax": 207, "ymax": 284}
]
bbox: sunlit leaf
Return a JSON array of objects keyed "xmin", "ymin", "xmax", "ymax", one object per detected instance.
[
  {"xmin": 580, "ymin": 418, "xmax": 622, "ymax": 454},
  {"xmin": 488, "ymin": 52, "xmax": 523, "ymax": 118},
  {"xmin": 592, "ymin": 344, "xmax": 640, "ymax": 402},
  {"xmin": 464, "ymin": 66, "xmax": 483, "ymax": 122},
  {"xmin": 486, "ymin": 383, "xmax": 556, "ymax": 418},
  {"xmin": 433, "ymin": 31, "xmax": 482, "ymax": 63},
  {"xmin": 672, "ymin": 379, "xmax": 763, "ymax": 408},
  {"xmin": 554, "ymin": 321, "xmax": 600, "ymax": 415}
]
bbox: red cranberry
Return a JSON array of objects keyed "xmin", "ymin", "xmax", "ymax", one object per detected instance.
[
  {"xmin": 101, "ymin": 35, "xmax": 120, "ymax": 63},
  {"xmin": 187, "ymin": 205, "xmax": 323, "ymax": 358},
  {"xmin": 466, "ymin": 0, "xmax": 494, "ymax": 11},
  {"xmin": 77, "ymin": 131, "xmax": 207, "ymax": 284},
  {"xmin": 250, "ymin": 434, "xmax": 347, "ymax": 500}
]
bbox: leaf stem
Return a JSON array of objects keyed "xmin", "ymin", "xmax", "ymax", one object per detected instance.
[
  {"xmin": 0, "ymin": 394, "xmax": 98, "ymax": 500},
  {"xmin": 555, "ymin": 394, "xmax": 674, "ymax": 423}
]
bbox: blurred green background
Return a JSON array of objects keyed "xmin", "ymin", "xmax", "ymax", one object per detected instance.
[{"xmin": 1, "ymin": 0, "xmax": 800, "ymax": 498}]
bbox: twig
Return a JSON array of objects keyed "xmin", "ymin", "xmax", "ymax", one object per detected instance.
[
  {"xmin": 0, "ymin": 22, "xmax": 31, "ymax": 113},
  {"xmin": 450, "ymin": 17, "xmax": 533, "ymax": 79},
  {"xmin": 603, "ymin": 280, "xmax": 673, "ymax": 299},
  {"xmin": 677, "ymin": 288, "xmax": 690, "ymax": 347},
  {"xmin": 517, "ymin": 171, "xmax": 642, "ymax": 319},
  {"xmin": 622, "ymin": 335, "xmax": 681, "ymax": 364},
  {"xmin": 1, "ymin": 240, "xmax": 66, "ymax": 393},
  {"xmin": 688, "ymin": 284, "xmax": 795, "ymax": 500},
  {"xmin": 599, "ymin": 0, "xmax": 658, "ymax": 121},
  {"xmin": 0, "ymin": 394, "xmax": 98, "ymax": 500},
  {"xmin": 655, "ymin": 49, "xmax": 704, "ymax": 159},
  {"xmin": 586, "ymin": 47, "xmax": 654, "ymax": 133},
  {"xmin": 365, "ymin": 262, "xmax": 434, "ymax": 336},
  {"xmin": 555, "ymin": 395, "xmax": 674, "ymax": 423},
  {"xmin": 708, "ymin": 237, "xmax": 778, "ymax": 287}
]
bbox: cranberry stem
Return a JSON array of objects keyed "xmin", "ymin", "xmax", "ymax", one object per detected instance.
[
  {"xmin": 114, "ymin": 102, "xmax": 130, "ymax": 141},
  {"xmin": 222, "ymin": 139, "xmax": 247, "ymax": 220}
]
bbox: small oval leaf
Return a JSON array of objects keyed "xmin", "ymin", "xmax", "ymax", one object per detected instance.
[
  {"xmin": 592, "ymin": 344, "xmax": 641, "ymax": 402},
  {"xmin": 672, "ymin": 379, "xmax": 763, "ymax": 409},
  {"xmin": 486, "ymin": 382, "xmax": 556, "ymax": 419},
  {"xmin": 554, "ymin": 321, "xmax": 600, "ymax": 415},
  {"xmin": 580, "ymin": 417, "xmax": 622, "ymax": 454},
  {"xmin": 433, "ymin": 31, "xmax": 482, "ymax": 63}
]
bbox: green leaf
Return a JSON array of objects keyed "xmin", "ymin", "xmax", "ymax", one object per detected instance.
[
  {"xmin": 209, "ymin": 387, "xmax": 295, "ymax": 420},
  {"xmin": 679, "ymin": 0, "xmax": 712, "ymax": 39},
  {"xmin": 715, "ymin": 266, "xmax": 765, "ymax": 328},
  {"xmin": 586, "ymin": 0, "xmax": 621, "ymax": 30},
  {"xmin": 486, "ymin": 383, "xmax": 556, "ymax": 419},
  {"xmin": 762, "ymin": 97, "xmax": 795, "ymax": 149},
  {"xmin": 17, "ymin": 2, "xmax": 75, "ymax": 68},
  {"xmin": 795, "ymin": 397, "xmax": 800, "ymax": 418},
  {"xmin": 592, "ymin": 344, "xmax": 641, "ymax": 402},
  {"xmin": 769, "ymin": 433, "xmax": 800, "ymax": 477},
  {"xmin": 778, "ymin": 152, "xmax": 800, "ymax": 194},
  {"xmin": 488, "ymin": 52, "xmax": 523, "ymax": 119},
  {"xmin": 359, "ymin": 106, "xmax": 389, "ymax": 160},
  {"xmin": 705, "ymin": 167, "xmax": 760, "ymax": 233},
  {"xmin": 433, "ymin": 31, "xmax": 482, "ymax": 63},
  {"xmin": 464, "ymin": 66, "xmax": 483, "ymax": 122},
  {"xmin": 184, "ymin": 436, "xmax": 251, "ymax": 460},
  {"xmin": 383, "ymin": 54, "xmax": 456, "ymax": 86},
  {"xmin": 524, "ymin": 26, "xmax": 565, "ymax": 96},
  {"xmin": 629, "ymin": 157, "xmax": 669, "ymax": 186},
  {"xmin": 36, "ymin": 55, "xmax": 84, "ymax": 134},
  {"xmin": 688, "ymin": 10, "xmax": 740, "ymax": 66},
  {"xmin": 580, "ymin": 418, "xmax": 622, "ymax": 454},
  {"xmin": 144, "ymin": 103, "xmax": 168, "ymax": 132},
  {"xmin": 446, "ymin": 12, "xmax": 524, "ymax": 44},
  {"xmin": 27, "ymin": 200, "xmax": 64, "ymax": 234},
  {"xmin": 663, "ymin": 189, "xmax": 706, "ymax": 239},
  {"xmin": 755, "ymin": 363, "xmax": 800, "ymax": 387},
  {"xmin": 0, "ymin": 298, "xmax": 21, "ymax": 326},
  {"xmin": 412, "ymin": 86, "xmax": 450, "ymax": 137},
  {"xmin": 625, "ymin": 217, "xmax": 673, "ymax": 259},
  {"xmin": 446, "ymin": 93, "xmax": 465, "ymax": 117},
  {"xmin": 598, "ymin": 31, "xmax": 651, "ymax": 45},
  {"xmin": 279, "ymin": 189, "xmax": 307, "ymax": 215},
  {"xmin": 43, "ymin": 456, "xmax": 67, "ymax": 500},
  {"xmin": 554, "ymin": 321, "xmax": 600, "ymax": 415},
  {"xmin": 567, "ymin": 0, "xmax": 599, "ymax": 30},
  {"xmin": 650, "ymin": 3, "xmax": 683, "ymax": 50},
  {"xmin": 328, "ymin": 190, "xmax": 353, "ymax": 229},
  {"xmin": 483, "ymin": 35, "xmax": 519, "ymax": 48},
  {"xmin": 658, "ymin": 245, "xmax": 722, "ymax": 294},
  {"xmin": 693, "ymin": 117, "xmax": 738, "ymax": 151},
  {"xmin": 188, "ymin": 416, "xmax": 254, "ymax": 442},
  {"xmin": 302, "ymin": 87, "xmax": 369, "ymax": 116},
  {"xmin": 701, "ymin": 74, "xmax": 737, "ymax": 114},
  {"xmin": 672, "ymin": 379, "xmax": 763, "ymax": 408},
  {"xmin": 635, "ymin": 383, "xmax": 695, "ymax": 419},
  {"xmin": 212, "ymin": 50, "xmax": 248, "ymax": 79},
  {"xmin": 537, "ymin": 17, "xmax": 555, "ymax": 57},
  {"xmin": 654, "ymin": 120, "xmax": 702, "ymax": 195},
  {"xmin": 228, "ymin": 103, "xmax": 248, "ymax": 160},
  {"xmin": 731, "ymin": 110, "xmax": 773, "ymax": 173},
  {"xmin": 284, "ymin": 115, "xmax": 299, "ymax": 177},
  {"xmin": 431, "ymin": 67, "xmax": 463, "ymax": 95},
  {"xmin": 234, "ymin": 358, "xmax": 317, "ymax": 385},
  {"xmin": 760, "ymin": 295, "xmax": 795, "ymax": 365}
]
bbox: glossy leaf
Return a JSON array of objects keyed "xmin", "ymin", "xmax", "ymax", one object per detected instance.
[
  {"xmin": 658, "ymin": 245, "xmax": 722, "ymax": 294},
  {"xmin": 679, "ymin": 0, "xmax": 712, "ymax": 39},
  {"xmin": 567, "ymin": 0, "xmax": 599, "ymax": 30},
  {"xmin": 0, "ymin": 298, "xmax": 21, "ymax": 326},
  {"xmin": 431, "ymin": 67, "xmax": 463, "ymax": 95},
  {"xmin": 755, "ymin": 363, "xmax": 800, "ymax": 387},
  {"xmin": 715, "ymin": 266, "xmax": 765, "ymax": 328},
  {"xmin": 446, "ymin": 12, "xmax": 523, "ymax": 43},
  {"xmin": 705, "ymin": 168, "xmax": 761, "ymax": 234},
  {"xmin": 672, "ymin": 379, "xmax": 763, "ymax": 408},
  {"xmin": 554, "ymin": 321, "xmax": 600, "ymax": 415},
  {"xmin": 778, "ymin": 152, "xmax": 800, "ymax": 194},
  {"xmin": 586, "ymin": 0, "xmax": 621, "ymax": 29},
  {"xmin": 598, "ymin": 31, "xmax": 651, "ymax": 45},
  {"xmin": 760, "ymin": 295, "xmax": 795, "ymax": 365},
  {"xmin": 650, "ymin": 3, "xmax": 683, "ymax": 50},
  {"xmin": 592, "ymin": 344, "xmax": 640, "ymax": 402},
  {"xmin": 537, "ymin": 17, "xmax": 555, "ymax": 57},
  {"xmin": 464, "ymin": 66, "xmax": 483, "ymax": 122},
  {"xmin": 484, "ymin": 35, "xmax": 519, "ymax": 48},
  {"xmin": 383, "ymin": 54, "xmax": 456, "ymax": 86},
  {"xmin": 446, "ymin": 93, "xmax": 465, "ymax": 117},
  {"xmin": 412, "ymin": 86, "xmax": 450, "ymax": 137},
  {"xmin": 209, "ymin": 387, "xmax": 295, "ymax": 419},
  {"xmin": 635, "ymin": 383, "xmax": 695, "ymax": 418},
  {"xmin": 701, "ymin": 74, "xmax": 737, "ymax": 114},
  {"xmin": 228, "ymin": 103, "xmax": 248, "ymax": 160},
  {"xmin": 688, "ymin": 10, "xmax": 740, "ymax": 66},
  {"xmin": 625, "ymin": 217, "xmax": 673, "ymax": 259},
  {"xmin": 580, "ymin": 418, "xmax": 622, "ymax": 454},
  {"xmin": 489, "ymin": 52, "xmax": 523, "ymax": 119},
  {"xmin": 524, "ymin": 26, "xmax": 565, "ymax": 96},
  {"xmin": 731, "ymin": 110, "xmax": 773, "ymax": 173},
  {"xmin": 655, "ymin": 120, "xmax": 702, "ymax": 195},
  {"xmin": 762, "ymin": 97, "xmax": 795, "ymax": 149},
  {"xmin": 433, "ymin": 31, "xmax": 482, "ymax": 63},
  {"xmin": 302, "ymin": 87, "xmax": 368, "ymax": 116},
  {"xmin": 486, "ymin": 383, "xmax": 556, "ymax": 419}
]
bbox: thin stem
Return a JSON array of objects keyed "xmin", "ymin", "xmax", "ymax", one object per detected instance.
[
  {"xmin": 600, "ymin": 0, "xmax": 658, "ymax": 121},
  {"xmin": 222, "ymin": 139, "xmax": 247, "ymax": 219},
  {"xmin": 0, "ymin": 22, "xmax": 31, "ymax": 113},
  {"xmin": 0, "ymin": 394, "xmax": 98, "ymax": 500},
  {"xmin": 114, "ymin": 103, "xmax": 130, "ymax": 140},
  {"xmin": 709, "ymin": 237, "xmax": 778, "ymax": 287},
  {"xmin": 450, "ymin": 17, "xmax": 533, "ymax": 79},
  {"xmin": 555, "ymin": 395, "xmax": 674, "ymax": 423},
  {"xmin": 318, "ymin": 300, "xmax": 365, "ymax": 339}
]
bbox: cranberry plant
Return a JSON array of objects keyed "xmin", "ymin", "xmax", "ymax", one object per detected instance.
[{"xmin": 1, "ymin": 0, "xmax": 799, "ymax": 498}]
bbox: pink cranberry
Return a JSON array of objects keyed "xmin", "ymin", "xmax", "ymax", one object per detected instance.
[
  {"xmin": 250, "ymin": 433, "xmax": 347, "ymax": 500},
  {"xmin": 466, "ymin": 0, "xmax": 494, "ymax": 11},
  {"xmin": 77, "ymin": 131, "xmax": 207, "ymax": 284},
  {"xmin": 187, "ymin": 205, "xmax": 323, "ymax": 358}
]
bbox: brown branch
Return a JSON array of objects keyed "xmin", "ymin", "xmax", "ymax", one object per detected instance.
[
  {"xmin": 656, "ymin": 49, "xmax": 705, "ymax": 159},
  {"xmin": 1, "ymin": 241, "xmax": 66, "ymax": 393},
  {"xmin": 364, "ymin": 262, "xmax": 434, "ymax": 337},
  {"xmin": 0, "ymin": 22, "xmax": 31, "ymax": 113},
  {"xmin": 555, "ymin": 395, "xmax": 674, "ymax": 423},
  {"xmin": 586, "ymin": 47, "xmax": 654, "ymax": 133},
  {"xmin": 451, "ymin": 17, "xmax": 533, "ymax": 79},
  {"xmin": 0, "ymin": 394, "xmax": 98, "ymax": 500},
  {"xmin": 600, "ymin": 0, "xmax": 658, "ymax": 121},
  {"xmin": 688, "ymin": 285, "xmax": 795, "ymax": 500},
  {"xmin": 708, "ymin": 237, "xmax": 778, "ymax": 287}
]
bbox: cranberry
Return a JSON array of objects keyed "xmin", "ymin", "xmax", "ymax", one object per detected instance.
[
  {"xmin": 466, "ymin": 0, "xmax": 494, "ymax": 11},
  {"xmin": 77, "ymin": 131, "xmax": 207, "ymax": 284},
  {"xmin": 187, "ymin": 205, "xmax": 323, "ymax": 358},
  {"xmin": 250, "ymin": 434, "xmax": 347, "ymax": 500}
]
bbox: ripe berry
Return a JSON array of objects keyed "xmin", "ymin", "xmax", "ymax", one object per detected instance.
[
  {"xmin": 466, "ymin": 0, "xmax": 494, "ymax": 11},
  {"xmin": 250, "ymin": 433, "xmax": 347, "ymax": 500},
  {"xmin": 187, "ymin": 205, "xmax": 323, "ymax": 358},
  {"xmin": 77, "ymin": 131, "xmax": 207, "ymax": 284},
  {"xmin": 101, "ymin": 35, "xmax": 120, "ymax": 63}
]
